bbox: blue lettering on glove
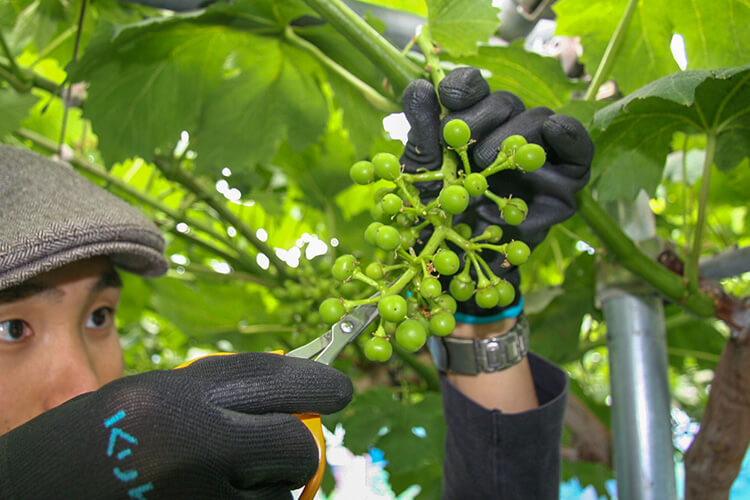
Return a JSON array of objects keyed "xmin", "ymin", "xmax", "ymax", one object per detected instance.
[{"xmin": 104, "ymin": 410, "xmax": 154, "ymax": 498}]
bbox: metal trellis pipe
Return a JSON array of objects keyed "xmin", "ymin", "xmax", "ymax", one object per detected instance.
[{"xmin": 597, "ymin": 191, "xmax": 677, "ymax": 500}]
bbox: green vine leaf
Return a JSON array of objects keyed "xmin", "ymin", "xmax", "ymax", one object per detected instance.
[
  {"xmin": 554, "ymin": 0, "xmax": 750, "ymax": 95},
  {"xmin": 67, "ymin": 1, "xmax": 329, "ymax": 177},
  {"xmin": 426, "ymin": 0, "xmax": 499, "ymax": 56},
  {"xmin": 457, "ymin": 42, "xmax": 584, "ymax": 109},
  {"xmin": 590, "ymin": 63, "xmax": 750, "ymax": 201},
  {"xmin": 0, "ymin": 88, "xmax": 38, "ymax": 137}
]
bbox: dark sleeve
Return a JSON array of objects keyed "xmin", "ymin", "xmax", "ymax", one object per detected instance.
[{"xmin": 440, "ymin": 353, "xmax": 568, "ymax": 500}]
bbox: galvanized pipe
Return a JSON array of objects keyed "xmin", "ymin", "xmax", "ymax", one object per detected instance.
[{"xmin": 599, "ymin": 191, "xmax": 677, "ymax": 500}]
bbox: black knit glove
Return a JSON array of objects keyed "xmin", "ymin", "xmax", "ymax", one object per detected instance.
[
  {"xmin": 0, "ymin": 353, "xmax": 352, "ymax": 499},
  {"xmin": 401, "ymin": 67, "xmax": 593, "ymax": 322}
]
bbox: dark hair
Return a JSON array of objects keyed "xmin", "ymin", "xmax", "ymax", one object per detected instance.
[{"xmin": 0, "ymin": 266, "xmax": 122, "ymax": 304}]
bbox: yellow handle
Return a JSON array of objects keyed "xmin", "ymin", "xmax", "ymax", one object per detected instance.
[
  {"xmin": 269, "ymin": 350, "xmax": 325, "ymax": 500},
  {"xmin": 176, "ymin": 351, "xmax": 325, "ymax": 499}
]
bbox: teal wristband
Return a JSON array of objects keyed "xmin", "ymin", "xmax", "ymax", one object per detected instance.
[{"xmin": 454, "ymin": 297, "xmax": 524, "ymax": 325}]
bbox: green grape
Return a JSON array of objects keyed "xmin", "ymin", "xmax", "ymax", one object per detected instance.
[
  {"xmin": 383, "ymin": 321, "xmax": 398, "ymax": 335},
  {"xmin": 496, "ymin": 280, "xmax": 515, "ymax": 307},
  {"xmin": 375, "ymin": 225, "xmax": 401, "ymax": 251},
  {"xmin": 475, "ymin": 287, "xmax": 499, "ymax": 309},
  {"xmin": 365, "ymin": 262, "xmax": 384, "ymax": 280},
  {"xmin": 501, "ymin": 134, "xmax": 527, "ymax": 155},
  {"xmin": 449, "ymin": 276, "xmax": 475, "ymax": 301},
  {"xmin": 378, "ymin": 295, "xmax": 408, "ymax": 322},
  {"xmin": 433, "ymin": 250, "xmax": 460, "ymax": 275},
  {"xmin": 372, "ymin": 152, "xmax": 401, "ymax": 180},
  {"xmin": 443, "ymin": 119, "xmax": 471, "ymax": 148},
  {"xmin": 381, "ymin": 193, "xmax": 403, "ymax": 215},
  {"xmin": 319, "ymin": 298, "xmax": 345, "ymax": 323},
  {"xmin": 430, "ymin": 311, "xmax": 456, "ymax": 337},
  {"xmin": 332, "ymin": 255, "xmax": 357, "ymax": 281},
  {"xmin": 395, "ymin": 213, "xmax": 413, "ymax": 228},
  {"xmin": 364, "ymin": 222, "xmax": 383, "ymax": 245},
  {"xmin": 349, "ymin": 161, "xmax": 375, "ymax": 185},
  {"xmin": 439, "ymin": 185, "xmax": 470, "ymax": 214},
  {"xmin": 340, "ymin": 281, "xmax": 360, "ymax": 299},
  {"xmin": 502, "ymin": 205, "xmax": 525, "ymax": 226},
  {"xmin": 400, "ymin": 228, "xmax": 418, "ymax": 248},
  {"xmin": 420, "ymin": 277, "xmax": 442, "ymax": 299},
  {"xmin": 485, "ymin": 225, "xmax": 503, "ymax": 242},
  {"xmin": 433, "ymin": 294, "xmax": 457, "ymax": 314},
  {"xmin": 454, "ymin": 223, "xmax": 473, "ymax": 240},
  {"xmin": 407, "ymin": 296, "xmax": 421, "ymax": 316},
  {"xmin": 395, "ymin": 319, "xmax": 427, "ymax": 352},
  {"xmin": 373, "ymin": 187, "xmax": 393, "ymax": 203},
  {"xmin": 515, "ymin": 143, "xmax": 546, "ymax": 171},
  {"xmin": 306, "ymin": 311, "xmax": 322, "ymax": 325},
  {"xmin": 506, "ymin": 240, "xmax": 531, "ymax": 265},
  {"xmin": 364, "ymin": 336, "xmax": 392, "ymax": 362},
  {"xmin": 370, "ymin": 202, "xmax": 390, "ymax": 224},
  {"xmin": 509, "ymin": 197, "xmax": 528, "ymax": 214},
  {"xmin": 464, "ymin": 173, "xmax": 488, "ymax": 196}
]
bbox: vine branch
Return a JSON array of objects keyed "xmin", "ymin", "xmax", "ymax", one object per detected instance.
[
  {"xmin": 15, "ymin": 128, "xmax": 272, "ymax": 282},
  {"xmin": 575, "ymin": 189, "xmax": 715, "ymax": 317},
  {"xmin": 301, "ymin": 0, "xmax": 424, "ymax": 94},
  {"xmin": 284, "ymin": 26, "xmax": 399, "ymax": 113},
  {"xmin": 153, "ymin": 156, "xmax": 289, "ymax": 278},
  {"xmin": 686, "ymin": 132, "xmax": 716, "ymax": 291}
]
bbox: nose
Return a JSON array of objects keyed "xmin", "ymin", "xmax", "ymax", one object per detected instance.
[{"xmin": 42, "ymin": 331, "xmax": 101, "ymax": 411}]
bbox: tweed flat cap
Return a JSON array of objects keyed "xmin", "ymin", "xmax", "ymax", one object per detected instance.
[{"xmin": 0, "ymin": 144, "xmax": 168, "ymax": 290}]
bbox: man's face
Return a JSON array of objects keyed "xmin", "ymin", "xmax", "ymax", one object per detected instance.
[{"xmin": 0, "ymin": 257, "xmax": 124, "ymax": 435}]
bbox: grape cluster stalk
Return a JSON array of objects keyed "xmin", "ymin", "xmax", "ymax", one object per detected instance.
[{"xmin": 319, "ymin": 118, "xmax": 547, "ymax": 362}]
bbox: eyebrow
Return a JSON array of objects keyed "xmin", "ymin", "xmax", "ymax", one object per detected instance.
[{"xmin": 0, "ymin": 267, "xmax": 123, "ymax": 304}]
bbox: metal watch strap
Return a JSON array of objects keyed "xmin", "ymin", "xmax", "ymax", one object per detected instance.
[{"xmin": 427, "ymin": 314, "xmax": 530, "ymax": 375}]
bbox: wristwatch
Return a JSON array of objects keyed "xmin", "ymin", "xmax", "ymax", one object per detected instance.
[{"xmin": 427, "ymin": 314, "xmax": 530, "ymax": 375}]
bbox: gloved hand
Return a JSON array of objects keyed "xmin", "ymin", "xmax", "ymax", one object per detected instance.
[
  {"xmin": 401, "ymin": 67, "xmax": 593, "ymax": 323},
  {"xmin": 0, "ymin": 352, "xmax": 352, "ymax": 499}
]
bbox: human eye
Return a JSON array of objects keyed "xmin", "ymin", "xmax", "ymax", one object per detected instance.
[
  {"xmin": 86, "ymin": 307, "xmax": 115, "ymax": 329},
  {"xmin": 0, "ymin": 319, "xmax": 32, "ymax": 343}
]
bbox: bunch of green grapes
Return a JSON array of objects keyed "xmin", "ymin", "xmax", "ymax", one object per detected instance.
[{"xmin": 320, "ymin": 119, "xmax": 546, "ymax": 361}]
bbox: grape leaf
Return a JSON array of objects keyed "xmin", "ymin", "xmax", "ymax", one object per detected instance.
[
  {"xmin": 528, "ymin": 253, "xmax": 598, "ymax": 364},
  {"xmin": 426, "ymin": 0, "xmax": 499, "ymax": 56},
  {"xmin": 149, "ymin": 277, "xmax": 272, "ymax": 337},
  {"xmin": 456, "ymin": 43, "xmax": 583, "ymax": 109},
  {"xmin": 322, "ymin": 386, "xmax": 445, "ymax": 498},
  {"xmin": 358, "ymin": 0, "xmax": 428, "ymax": 17},
  {"xmin": 0, "ymin": 89, "xmax": 38, "ymax": 137},
  {"xmin": 67, "ymin": 1, "xmax": 329, "ymax": 178},
  {"xmin": 554, "ymin": 0, "xmax": 750, "ymax": 95},
  {"xmin": 590, "ymin": 64, "xmax": 750, "ymax": 201}
]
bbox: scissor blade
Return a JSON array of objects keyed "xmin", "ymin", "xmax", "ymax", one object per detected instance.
[{"xmin": 286, "ymin": 303, "xmax": 379, "ymax": 365}]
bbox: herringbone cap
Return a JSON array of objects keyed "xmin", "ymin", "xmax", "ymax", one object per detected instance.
[{"xmin": 0, "ymin": 145, "xmax": 168, "ymax": 290}]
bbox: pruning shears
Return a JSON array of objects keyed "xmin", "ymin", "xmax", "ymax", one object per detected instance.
[{"xmin": 273, "ymin": 301, "xmax": 380, "ymax": 500}]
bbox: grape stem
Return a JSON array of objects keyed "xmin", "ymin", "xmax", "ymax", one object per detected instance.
[
  {"xmin": 477, "ymin": 243, "xmax": 509, "ymax": 254},
  {"xmin": 481, "ymin": 154, "xmax": 514, "ymax": 177},
  {"xmin": 403, "ymin": 170, "xmax": 445, "ymax": 183},
  {"xmin": 473, "ymin": 252, "xmax": 500, "ymax": 283},
  {"xmin": 414, "ymin": 25, "xmax": 446, "ymax": 110},
  {"xmin": 444, "ymin": 228, "xmax": 473, "ymax": 251},
  {"xmin": 457, "ymin": 148, "xmax": 472, "ymax": 174},
  {"xmin": 395, "ymin": 177, "xmax": 422, "ymax": 209},
  {"xmin": 351, "ymin": 270, "xmax": 384, "ymax": 291},
  {"xmin": 342, "ymin": 296, "xmax": 380, "ymax": 309}
]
